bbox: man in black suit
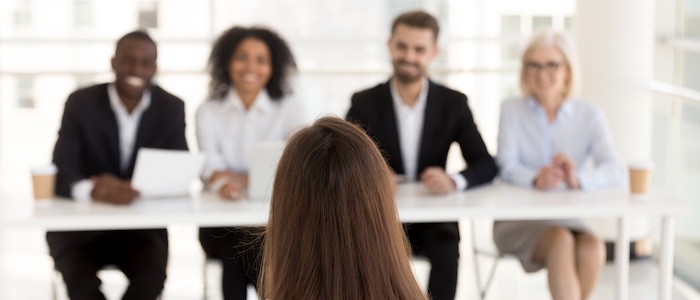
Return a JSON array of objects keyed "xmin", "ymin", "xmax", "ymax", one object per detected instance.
[
  {"xmin": 346, "ymin": 11, "xmax": 497, "ymax": 300},
  {"xmin": 49, "ymin": 31, "xmax": 188, "ymax": 300}
]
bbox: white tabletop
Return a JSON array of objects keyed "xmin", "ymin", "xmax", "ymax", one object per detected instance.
[
  {"xmin": 0, "ymin": 183, "xmax": 684, "ymax": 231},
  {"xmin": 395, "ymin": 183, "xmax": 684, "ymax": 222}
]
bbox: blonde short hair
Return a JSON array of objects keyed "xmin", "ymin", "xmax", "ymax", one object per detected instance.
[{"xmin": 519, "ymin": 30, "xmax": 581, "ymax": 100}]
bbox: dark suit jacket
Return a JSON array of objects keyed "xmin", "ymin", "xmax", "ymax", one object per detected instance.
[
  {"xmin": 346, "ymin": 79, "xmax": 497, "ymax": 190},
  {"xmin": 48, "ymin": 83, "xmax": 188, "ymax": 258}
]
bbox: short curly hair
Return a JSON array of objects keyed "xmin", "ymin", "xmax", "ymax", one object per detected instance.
[{"xmin": 207, "ymin": 26, "xmax": 296, "ymax": 100}]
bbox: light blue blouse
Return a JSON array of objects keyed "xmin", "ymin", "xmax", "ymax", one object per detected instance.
[{"xmin": 496, "ymin": 97, "xmax": 626, "ymax": 191}]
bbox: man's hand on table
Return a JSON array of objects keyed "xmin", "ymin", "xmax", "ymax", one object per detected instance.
[{"xmin": 91, "ymin": 174, "xmax": 140, "ymax": 205}]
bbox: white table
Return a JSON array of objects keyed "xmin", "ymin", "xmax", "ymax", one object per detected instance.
[{"xmin": 0, "ymin": 183, "xmax": 685, "ymax": 300}]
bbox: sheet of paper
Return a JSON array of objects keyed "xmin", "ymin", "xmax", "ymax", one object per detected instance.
[{"xmin": 131, "ymin": 148, "xmax": 205, "ymax": 198}]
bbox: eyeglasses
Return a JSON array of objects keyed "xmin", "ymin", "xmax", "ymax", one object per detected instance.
[{"xmin": 525, "ymin": 61, "xmax": 566, "ymax": 75}]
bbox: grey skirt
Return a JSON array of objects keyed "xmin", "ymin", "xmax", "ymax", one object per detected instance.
[{"xmin": 493, "ymin": 219, "xmax": 592, "ymax": 273}]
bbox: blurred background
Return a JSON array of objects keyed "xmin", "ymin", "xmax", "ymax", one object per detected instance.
[{"xmin": 0, "ymin": 0, "xmax": 698, "ymax": 299}]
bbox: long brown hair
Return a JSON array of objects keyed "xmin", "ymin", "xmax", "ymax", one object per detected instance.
[{"xmin": 260, "ymin": 116, "xmax": 426, "ymax": 300}]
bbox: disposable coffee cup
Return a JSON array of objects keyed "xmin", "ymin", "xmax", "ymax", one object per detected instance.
[
  {"xmin": 629, "ymin": 161, "xmax": 653, "ymax": 194},
  {"xmin": 31, "ymin": 164, "xmax": 57, "ymax": 200}
]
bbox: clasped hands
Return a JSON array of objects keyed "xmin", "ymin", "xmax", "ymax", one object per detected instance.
[
  {"xmin": 534, "ymin": 153, "xmax": 580, "ymax": 190},
  {"xmin": 209, "ymin": 171, "xmax": 248, "ymax": 200}
]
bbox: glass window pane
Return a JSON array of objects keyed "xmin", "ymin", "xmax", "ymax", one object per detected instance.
[
  {"xmin": 139, "ymin": 0, "xmax": 158, "ymax": 29},
  {"xmin": 501, "ymin": 15, "xmax": 520, "ymax": 35},
  {"xmin": 17, "ymin": 76, "xmax": 35, "ymax": 108},
  {"xmin": 565, "ymin": 16, "xmax": 573, "ymax": 31},
  {"xmin": 13, "ymin": 0, "xmax": 32, "ymax": 27},
  {"xmin": 532, "ymin": 16, "xmax": 553, "ymax": 31},
  {"xmin": 684, "ymin": 0, "xmax": 700, "ymax": 38},
  {"xmin": 74, "ymin": 0, "xmax": 93, "ymax": 28},
  {"xmin": 682, "ymin": 51, "xmax": 700, "ymax": 91},
  {"xmin": 75, "ymin": 75, "xmax": 94, "ymax": 88}
]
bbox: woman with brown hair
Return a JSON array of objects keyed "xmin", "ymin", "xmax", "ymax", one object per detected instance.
[{"xmin": 260, "ymin": 116, "xmax": 426, "ymax": 300}]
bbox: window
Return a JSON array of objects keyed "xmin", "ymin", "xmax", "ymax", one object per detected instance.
[
  {"xmin": 75, "ymin": 75, "xmax": 94, "ymax": 89},
  {"xmin": 13, "ymin": 0, "xmax": 32, "ymax": 28},
  {"xmin": 501, "ymin": 16, "xmax": 521, "ymax": 65},
  {"xmin": 501, "ymin": 15, "xmax": 521, "ymax": 35},
  {"xmin": 682, "ymin": 0, "xmax": 700, "ymax": 90},
  {"xmin": 74, "ymin": 0, "xmax": 93, "ymax": 28},
  {"xmin": 564, "ymin": 16, "xmax": 573, "ymax": 31},
  {"xmin": 17, "ymin": 76, "xmax": 35, "ymax": 108},
  {"xmin": 532, "ymin": 16, "xmax": 553, "ymax": 31},
  {"xmin": 138, "ymin": 0, "xmax": 158, "ymax": 29}
]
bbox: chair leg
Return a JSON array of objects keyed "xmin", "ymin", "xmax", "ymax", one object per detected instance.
[
  {"xmin": 481, "ymin": 255, "xmax": 501, "ymax": 299},
  {"xmin": 52, "ymin": 269, "xmax": 61, "ymax": 300},
  {"xmin": 470, "ymin": 219, "xmax": 485, "ymax": 300},
  {"xmin": 202, "ymin": 259, "xmax": 208, "ymax": 300},
  {"xmin": 470, "ymin": 219, "xmax": 501, "ymax": 300}
]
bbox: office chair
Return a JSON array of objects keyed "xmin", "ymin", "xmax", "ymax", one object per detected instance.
[{"xmin": 470, "ymin": 219, "xmax": 506, "ymax": 300}]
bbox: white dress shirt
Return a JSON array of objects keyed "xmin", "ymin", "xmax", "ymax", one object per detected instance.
[
  {"xmin": 496, "ymin": 97, "xmax": 626, "ymax": 190},
  {"xmin": 196, "ymin": 88, "xmax": 308, "ymax": 182},
  {"xmin": 71, "ymin": 84, "xmax": 151, "ymax": 202},
  {"xmin": 390, "ymin": 79, "xmax": 468, "ymax": 190}
]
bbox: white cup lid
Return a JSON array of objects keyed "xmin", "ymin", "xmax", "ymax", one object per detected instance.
[
  {"xmin": 31, "ymin": 164, "xmax": 57, "ymax": 175},
  {"xmin": 629, "ymin": 160, "xmax": 654, "ymax": 170}
]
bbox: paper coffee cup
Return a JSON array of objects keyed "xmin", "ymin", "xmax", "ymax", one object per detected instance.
[
  {"xmin": 31, "ymin": 164, "xmax": 57, "ymax": 200},
  {"xmin": 629, "ymin": 161, "xmax": 653, "ymax": 194}
]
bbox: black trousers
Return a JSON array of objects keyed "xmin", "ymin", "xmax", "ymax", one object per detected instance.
[
  {"xmin": 47, "ymin": 229, "xmax": 168, "ymax": 300},
  {"xmin": 199, "ymin": 227, "xmax": 262, "ymax": 300},
  {"xmin": 406, "ymin": 222, "xmax": 460, "ymax": 300}
]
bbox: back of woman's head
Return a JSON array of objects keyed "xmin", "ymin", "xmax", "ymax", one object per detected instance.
[{"xmin": 261, "ymin": 116, "xmax": 425, "ymax": 300}]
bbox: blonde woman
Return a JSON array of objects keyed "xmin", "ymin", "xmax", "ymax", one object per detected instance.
[{"xmin": 494, "ymin": 30, "xmax": 625, "ymax": 300}]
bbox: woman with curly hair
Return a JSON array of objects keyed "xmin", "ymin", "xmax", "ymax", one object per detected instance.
[{"xmin": 196, "ymin": 26, "xmax": 307, "ymax": 299}]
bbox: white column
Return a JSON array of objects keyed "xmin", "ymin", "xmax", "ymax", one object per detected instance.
[
  {"xmin": 574, "ymin": 0, "xmax": 655, "ymax": 241},
  {"xmin": 574, "ymin": 0, "xmax": 654, "ymax": 162}
]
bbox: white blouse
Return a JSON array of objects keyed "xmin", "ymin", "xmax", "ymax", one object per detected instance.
[
  {"xmin": 496, "ymin": 97, "xmax": 626, "ymax": 190},
  {"xmin": 196, "ymin": 88, "xmax": 308, "ymax": 180}
]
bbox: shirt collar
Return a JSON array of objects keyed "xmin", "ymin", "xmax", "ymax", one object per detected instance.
[
  {"xmin": 224, "ymin": 87, "xmax": 274, "ymax": 115},
  {"xmin": 527, "ymin": 97, "xmax": 574, "ymax": 120},
  {"xmin": 559, "ymin": 100, "xmax": 574, "ymax": 117},
  {"xmin": 107, "ymin": 83, "xmax": 151, "ymax": 116},
  {"xmin": 390, "ymin": 77, "xmax": 429, "ymax": 111}
]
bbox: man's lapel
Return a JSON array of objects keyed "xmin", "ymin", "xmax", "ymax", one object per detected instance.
[
  {"xmin": 418, "ymin": 80, "xmax": 440, "ymax": 171},
  {"xmin": 378, "ymin": 81, "xmax": 405, "ymax": 174},
  {"xmin": 98, "ymin": 86, "xmax": 122, "ymax": 174}
]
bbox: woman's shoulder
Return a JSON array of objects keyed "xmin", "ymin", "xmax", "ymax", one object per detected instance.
[
  {"xmin": 275, "ymin": 93, "xmax": 304, "ymax": 111},
  {"xmin": 196, "ymin": 96, "xmax": 227, "ymax": 117},
  {"xmin": 500, "ymin": 96, "xmax": 532, "ymax": 114},
  {"xmin": 567, "ymin": 98, "xmax": 604, "ymax": 117},
  {"xmin": 276, "ymin": 92, "xmax": 300, "ymax": 104}
]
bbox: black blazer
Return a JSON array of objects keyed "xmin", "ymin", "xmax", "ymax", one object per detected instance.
[
  {"xmin": 52, "ymin": 83, "xmax": 188, "ymax": 198},
  {"xmin": 48, "ymin": 83, "xmax": 188, "ymax": 258},
  {"xmin": 346, "ymin": 79, "xmax": 497, "ymax": 189}
]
